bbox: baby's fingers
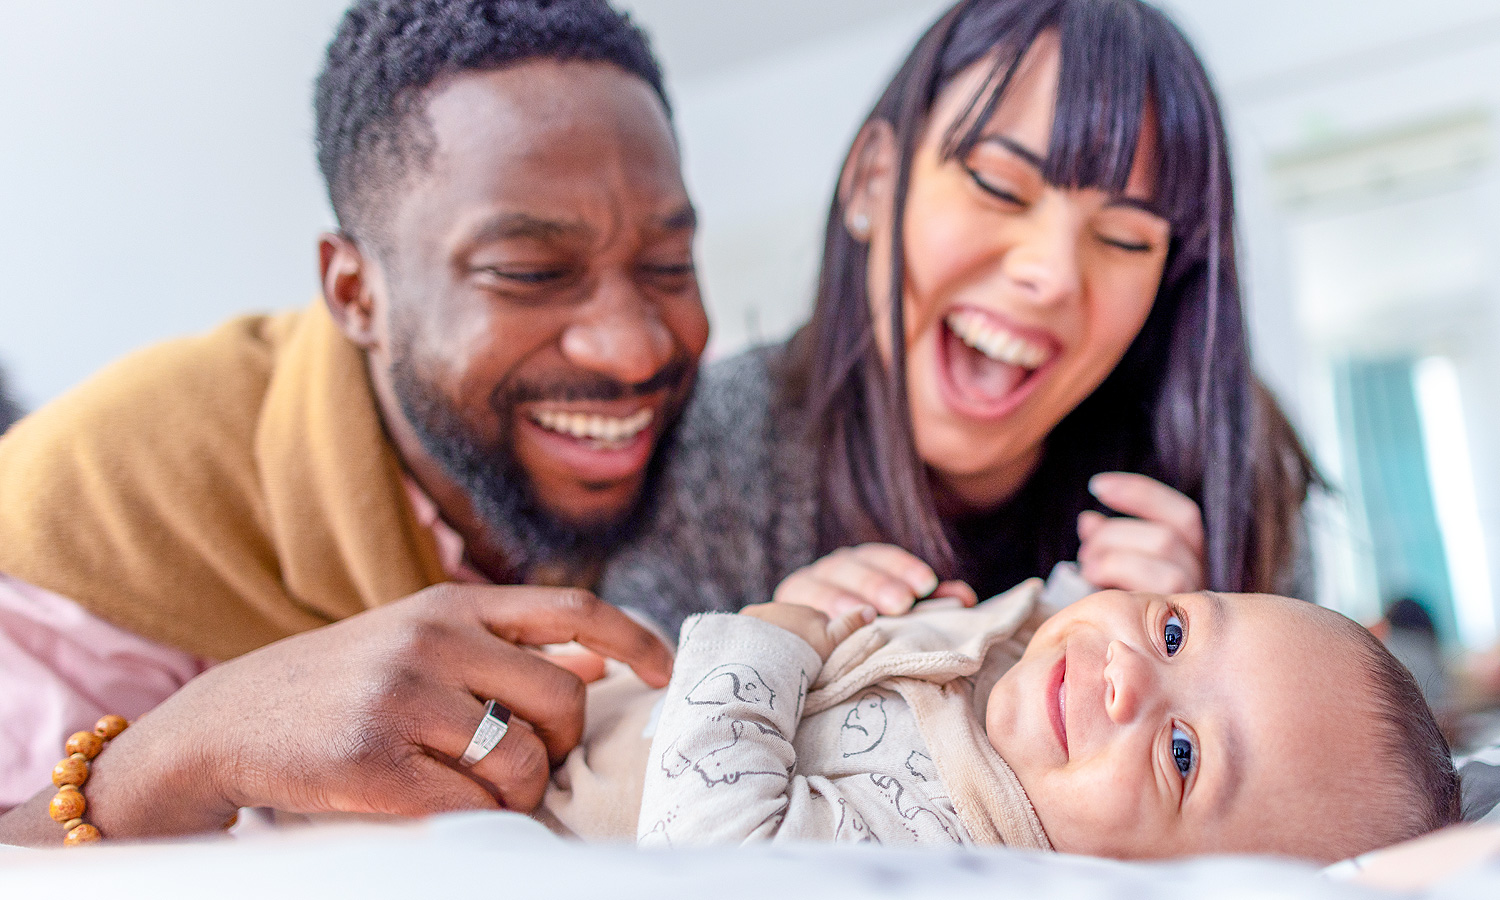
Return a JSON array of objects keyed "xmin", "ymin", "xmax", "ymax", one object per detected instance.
[{"xmin": 826, "ymin": 606, "xmax": 877, "ymax": 647}]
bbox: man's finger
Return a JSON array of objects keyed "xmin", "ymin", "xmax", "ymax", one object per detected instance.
[
  {"xmin": 1089, "ymin": 472, "xmax": 1204, "ymax": 554},
  {"xmin": 452, "ymin": 637, "xmax": 590, "ymax": 762},
  {"xmin": 464, "ymin": 716, "xmax": 551, "ymax": 812},
  {"xmin": 544, "ymin": 648, "xmax": 609, "ymax": 684},
  {"xmin": 418, "ymin": 690, "xmax": 555, "ymax": 810},
  {"xmin": 367, "ymin": 752, "xmax": 501, "ymax": 818},
  {"xmin": 465, "ymin": 586, "xmax": 675, "ymax": 689}
]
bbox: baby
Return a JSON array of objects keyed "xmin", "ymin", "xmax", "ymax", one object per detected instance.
[{"xmin": 541, "ymin": 580, "xmax": 1461, "ymax": 862}]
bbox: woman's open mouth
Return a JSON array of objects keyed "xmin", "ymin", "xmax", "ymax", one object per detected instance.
[{"xmin": 936, "ymin": 308, "xmax": 1058, "ymax": 420}]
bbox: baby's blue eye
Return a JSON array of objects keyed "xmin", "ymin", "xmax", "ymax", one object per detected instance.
[
  {"xmin": 1171, "ymin": 726, "xmax": 1194, "ymax": 778},
  {"xmin": 1163, "ymin": 613, "xmax": 1184, "ymax": 656}
]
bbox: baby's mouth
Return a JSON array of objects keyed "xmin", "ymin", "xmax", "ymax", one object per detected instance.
[{"xmin": 1048, "ymin": 654, "xmax": 1069, "ymax": 759}]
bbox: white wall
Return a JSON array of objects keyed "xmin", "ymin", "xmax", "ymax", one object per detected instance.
[{"xmin": 0, "ymin": 1, "xmax": 350, "ymax": 407}]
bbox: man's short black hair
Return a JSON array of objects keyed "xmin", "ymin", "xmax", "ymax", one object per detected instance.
[{"xmin": 314, "ymin": 0, "xmax": 668, "ymax": 242}]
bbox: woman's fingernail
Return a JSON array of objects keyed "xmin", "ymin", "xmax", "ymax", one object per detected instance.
[
  {"xmin": 919, "ymin": 573, "xmax": 940, "ymax": 597},
  {"xmin": 860, "ymin": 606, "xmax": 877, "ymax": 623},
  {"xmin": 879, "ymin": 585, "xmax": 910, "ymax": 610}
]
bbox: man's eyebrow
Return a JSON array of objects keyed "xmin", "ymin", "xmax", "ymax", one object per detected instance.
[
  {"xmin": 469, "ymin": 213, "xmax": 590, "ymax": 245},
  {"xmin": 1198, "ymin": 591, "xmax": 1244, "ymax": 820}
]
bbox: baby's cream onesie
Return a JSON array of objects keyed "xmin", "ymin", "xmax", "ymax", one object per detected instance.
[{"xmin": 542, "ymin": 580, "xmax": 1054, "ymax": 851}]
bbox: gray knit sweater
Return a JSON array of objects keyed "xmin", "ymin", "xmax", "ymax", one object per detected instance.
[
  {"xmin": 600, "ymin": 347, "xmax": 816, "ymax": 635},
  {"xmin": 601, "ymin": 347, "xmax": 1314, "ymax": 635}
]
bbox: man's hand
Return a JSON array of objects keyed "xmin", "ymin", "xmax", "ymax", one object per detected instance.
[
  {"xmin": 740, "ymin": 602, "xmax": 873, "ymax": 662},
  {"xmin": 1, "ymin": 583, "xmax": 672, "ymax": 845}
]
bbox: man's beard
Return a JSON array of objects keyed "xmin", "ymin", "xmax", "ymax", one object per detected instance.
[{"xmin": 389, "ymin": 342, "xmax": 691, "ymax": 582}]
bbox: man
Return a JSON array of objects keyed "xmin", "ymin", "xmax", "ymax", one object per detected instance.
[{"xmin": 0, "ymin": 0, "xmax": 702, "ymax": 844}]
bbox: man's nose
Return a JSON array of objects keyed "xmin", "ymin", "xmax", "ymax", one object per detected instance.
[
  {"xmin": 560, "ymin": 278, "xmax": 675, "ymax": 386},
  {"xmin": 1103, "ymin": 640, "xmax": 1156, "ymax": 724},
  {"xmin": 1001, "ymin": 198, "xmax": 1082, "ymax": 308}
]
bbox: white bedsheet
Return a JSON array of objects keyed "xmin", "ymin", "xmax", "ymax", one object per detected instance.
[{"xmin": 1, "ymin": 810, "xmax": 1497, "ymax": 899}]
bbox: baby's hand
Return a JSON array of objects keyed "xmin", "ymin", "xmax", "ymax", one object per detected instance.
[
  {"xmin": 771, "ymin": 543, "xmax": 977, "ymax": 618},
  {"xmin": 740, "ymin": 602, "xmax": 874, "ymax": 662}
]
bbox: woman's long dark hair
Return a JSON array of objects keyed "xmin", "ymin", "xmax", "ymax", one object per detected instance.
[{"xmin": 784, "ymin": 0, "xmax": 1316, "ymax": 593}]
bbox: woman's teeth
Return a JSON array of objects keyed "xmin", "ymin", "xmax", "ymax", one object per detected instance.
[
  {"xmin": 946, "ymin": 310, "xmax": 1051, "ymax": 369},
  {"xmin": 532, "ymin": 408, "xmax": 654, "ymax": 444}
]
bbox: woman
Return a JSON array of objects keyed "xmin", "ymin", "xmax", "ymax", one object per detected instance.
[{"xmin": 602, "ymin": 0, "xmax": 1317, "ymax": 629}]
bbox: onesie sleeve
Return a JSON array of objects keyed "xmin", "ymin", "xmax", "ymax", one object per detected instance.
[{"xmin": 637, "ymin": 614, "xmax": 967, "ymax": 848}]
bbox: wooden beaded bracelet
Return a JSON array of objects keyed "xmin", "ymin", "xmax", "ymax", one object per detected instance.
[{"xmin": 48, "ymin": 715, "xmax": 128, "ymax": 846}]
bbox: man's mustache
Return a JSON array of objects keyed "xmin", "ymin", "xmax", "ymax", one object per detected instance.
[{"xmin": 501, "ymin": 355, "xmax": 693, "ymax": 406}]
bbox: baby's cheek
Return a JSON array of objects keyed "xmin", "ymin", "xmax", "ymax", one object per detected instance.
[{"xmin": 1033, "ymin": 766, "xmax": 1160, "ymax": 857}]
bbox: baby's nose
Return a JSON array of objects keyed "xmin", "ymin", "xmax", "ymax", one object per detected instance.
[{"xmin": 1103, "ymin": 640, "xmax": 1152, "ymax": 724}]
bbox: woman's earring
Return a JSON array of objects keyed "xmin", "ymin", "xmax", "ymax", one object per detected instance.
[{"xmin": 848, "ymin": 212, "xmax": 871, "ymax": 240}]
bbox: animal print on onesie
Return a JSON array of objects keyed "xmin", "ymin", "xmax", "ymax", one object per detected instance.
[{"xmin": 538, "ymin": 579, "xmax": 1053, "ymax": 849}]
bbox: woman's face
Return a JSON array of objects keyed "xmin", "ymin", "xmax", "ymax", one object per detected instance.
[{"xmin": 853, "ymin": 33, "xmax": 1170, "ymax": 508}]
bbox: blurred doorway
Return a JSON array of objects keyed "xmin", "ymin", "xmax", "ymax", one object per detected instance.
[{"xmin": 1275, "ymin": 113, "xmax": 1500, "ymax": 649}]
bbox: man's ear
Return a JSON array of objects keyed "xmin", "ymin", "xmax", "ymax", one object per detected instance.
[
  {"xmin": 319, "ymin": 232, "xmax": 380, "ymax": 349},
  {"xmin": 838, "ymin": 119, "xmax": 898, "ymax": 243}
]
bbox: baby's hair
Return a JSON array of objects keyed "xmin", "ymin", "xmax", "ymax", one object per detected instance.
[{"xmin": 1333, "ymin": 610, "xmax": 1461, "ymax": 852}]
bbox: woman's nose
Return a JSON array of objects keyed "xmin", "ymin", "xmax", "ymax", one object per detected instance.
[
  {"xmin": 1103, "ymin": 639, "xmax": 1155, "ymax": 724},
  {"xmin": 1001, "ymin": 199, "xmax": 1081, "ymax": 308}
]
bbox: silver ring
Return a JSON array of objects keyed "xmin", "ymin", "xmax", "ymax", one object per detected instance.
[{"xmin": 459, "ymin": 699, "xmax": 512, "ymax": 767}]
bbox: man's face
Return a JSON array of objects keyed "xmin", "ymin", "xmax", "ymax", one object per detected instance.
[
  {"xmin": 362, "ymin": 61, "xmax": 708, "ymax": 553},
  {"xmin": 987, "ymin": 590, "xmax": 1388, "ymax": 861}
]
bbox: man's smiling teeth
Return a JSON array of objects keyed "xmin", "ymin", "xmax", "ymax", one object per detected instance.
[
  {"xmin": 946, "ymin": 310, "xmax": 1051, "ymax": 369},
  {"xmin": 532, "ymin": 408, "xmax": 654, "ymax": 443}
]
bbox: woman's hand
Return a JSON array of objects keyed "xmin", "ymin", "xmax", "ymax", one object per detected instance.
[
  {"xmin": 0, "ymin": 583, "xmax": 673, "ymax": 846},
  {"xmin": 771, "ymin": 543, "xmax": 977, "ymax": 618},
  {"xmin": 1078, "ymin": 472, "xmax": 1205, "ymax": 594}
]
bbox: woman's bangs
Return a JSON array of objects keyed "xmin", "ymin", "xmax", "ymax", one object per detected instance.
[
  {"xmin": 939, "ymin": 0, "xmax": 1214, "ymax": 230},
  {"xmin": 1044, "ymin": 2, "xmax": 1151, "ymax": 199}
]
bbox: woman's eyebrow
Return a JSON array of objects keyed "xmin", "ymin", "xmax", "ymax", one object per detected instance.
[
  {"xmin": 978, "ymin": 134, "xmax": 1045, "ymax": 170},
  {"xmin": 1103, "ymin": 196, "xmax": 1161, "ymax": 214}
]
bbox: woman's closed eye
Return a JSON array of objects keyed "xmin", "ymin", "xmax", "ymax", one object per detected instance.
[
  {"xmin": 964, "ymin": 166, "xmax": 1027, "ymax": 206},
  {"xmin": 1096, "ymin": 233, "xmax": 1154, "ymax": 253}
]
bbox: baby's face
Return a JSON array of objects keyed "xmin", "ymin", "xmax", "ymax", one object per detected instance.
[{"xmin": 986, "ymin": 590, "xmax": 1382, "ymax": 860}]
